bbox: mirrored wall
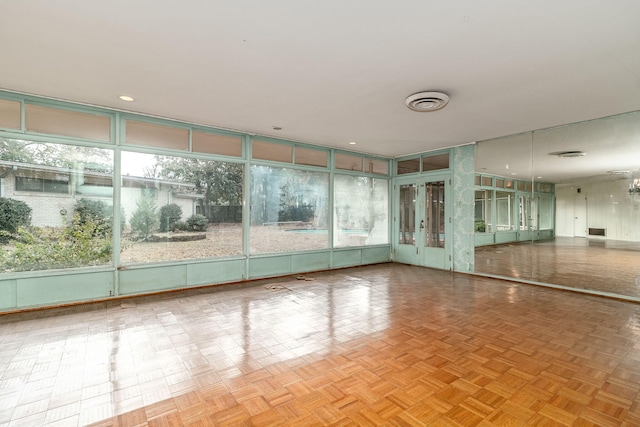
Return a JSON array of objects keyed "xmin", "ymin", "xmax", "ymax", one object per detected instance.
[{"xmin": 475, "ymin": 111, "xmax": 640, "ymax": 299}]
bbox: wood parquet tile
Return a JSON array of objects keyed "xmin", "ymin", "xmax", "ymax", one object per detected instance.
[
  {"xmin": 475, "ymin": 237, "xmax": 640, "ymax": 299},
  {"xmin": 2, "ymin": 263, "xmax": 640, "ymax": 426}
]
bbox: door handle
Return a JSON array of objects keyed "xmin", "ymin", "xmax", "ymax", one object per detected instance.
[{"xmin": 419, "ymin": 220, "xmax": 424, "ymax": 230}]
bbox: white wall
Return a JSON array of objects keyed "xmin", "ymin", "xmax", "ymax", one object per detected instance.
[{"xmin": 556, "ymin": 178, "xmax": 640, "ymax": 241}]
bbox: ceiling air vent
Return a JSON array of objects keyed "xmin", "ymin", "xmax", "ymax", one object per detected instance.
[
  {"xmin": 549, "ymin": 151, "xmax": 586, "ymax": 158},
  {"xmin": 405, "ymin": 91, "xmax": 450, "ymax": 112}
]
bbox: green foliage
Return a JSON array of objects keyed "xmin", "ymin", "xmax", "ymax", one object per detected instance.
[
  {"xmin": 172, "ymin": 220, "xmax": 188, "ymax": 231},
  {"xmin": 159, "ymin": 203, "xmax": 182, "ymax": 232},
  {"xmin": 129, "ymin": 190, "xmax": 158, "ymax": 239},
  {"xmin": 186, "ymin": 214, "xmax": 208, "ymax": 231},
  {"xmin": 155, "ymin": 156, "xmax": 243, "ymax": 219},
  {"xmin": 0, "ymin": 216, "xmax": 112, "ymax": 272},
  {"xmin": 0, "ymin": 198, "xmax": 32, "ymax": 241},
  {"xmin": 278, "ymin": 184, "xmax": 315, "ymax": 223},
  {"xmin": 73, "ymin": 199, "xmax": 125, "ymax": 237}
]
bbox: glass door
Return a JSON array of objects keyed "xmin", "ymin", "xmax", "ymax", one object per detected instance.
[{"xmin": 394, "ymin": 174, "xmax": 451, "ymax": 269}]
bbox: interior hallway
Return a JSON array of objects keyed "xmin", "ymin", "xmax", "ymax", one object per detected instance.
[
  {"xmin": 475, "ymin": 237, "xmax": 640, "ymax": 298},
  {"xmin": 1, "ymin": 263, "xmax": 640, "ymax": 426}
]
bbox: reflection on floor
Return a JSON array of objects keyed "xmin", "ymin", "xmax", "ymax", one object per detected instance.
[
  {"xmin": 2, "ymin": 263, "xmax": 640, "ymax": 426},
  {"xmin": 475, "ymin": 237, "xmax": 640, "ymax": 298}
]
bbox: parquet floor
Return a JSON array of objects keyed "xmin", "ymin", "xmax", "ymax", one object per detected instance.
[
  {"xmin": 475, "ymin": 237, "xmax": 640, "ymax": 299},
  {"xmin": 1, "ymin": 263, "xmax": 640, "ymax": 426}
]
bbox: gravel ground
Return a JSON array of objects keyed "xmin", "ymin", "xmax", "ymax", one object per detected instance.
[{"xmin": 119, "ymin": 224, "xmax": 328, "ymax": 264}]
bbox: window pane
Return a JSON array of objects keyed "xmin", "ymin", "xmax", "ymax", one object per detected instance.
[
  {"xmin": 475, "ymin": 190, "xmax": 492, "ymax": 233},
  {"xmin": 422, "ymin": 153, "xmax": 449, "ymax": 171},
  {"xmin": 0, "ymin": 99, "xmax": 21, "ymax": 130},
  {"xmin": 25, "ymin": 104, "xmax": 111, "ymax": 141},
  {"xmin": 295, "ymin": 147, "xmax": 328, "ymax": 167},
  {"xmin": 335, "ymin": 153, "xmax": 363, "ymax": 171},
  {"xmin": 334, "ymin": 175, "xmax": 388, "ymax": 247},
  {"xmin": 398, "ymin": 184, "xmax": 416, "ymax": 245},
  {"xmin": 125, "ymin": 120, "xmax": 189, "ymax": 150},
  {"xmin": 252, "ymin": 140, "xmax": 292, "ymax": 162},
  {"xmin": 481, "ymin": 176, "xmax": 493, "ymax": 186},
  {"xmin": 250, "ymin": 165, "xmax": 328, "ymax": 254},
  {"xmin": 539, "ymin": 193, "xmax": 554, "ymax": 230},
  {"xmin": 496, "ymin": 191, "xmax": 514, "ymax": 231},
  {"xmin": 120, "ymin": 151, "xmax": 243, "ymax": 264},
  {"xmin": 0, "ymin": 138, "xmax": 114, "ymax": 272},
  {"xmin": 365, "ymin": 158, "xmax": 388, "ymax": 175},
  {"xmin": 397, "ymin": 158, "xmax": 419, "ymax": 175},
  {"xmin": 192, "ymin": 131, "xmax": 242, "ymax": 157}
]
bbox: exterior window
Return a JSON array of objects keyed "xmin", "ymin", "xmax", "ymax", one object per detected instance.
[
  {"xmin": 25, "ymin": 104, "xmax": 111, "ymax": 141},
  {"xmin": 365, "ymin": 158, "xmax": 388, "ymax": 175},
  {"xmin": 120, "ymin": 151, "xmax": 243, "ymax": 264},
  {"xmin": 0, "ymin": 139, "xmax": 114, "ymax": 272},
  {"xmin": 295, "ymin": 147, "xmax": 328, "ymax": 167},
  {"xmin": 125, "ymin": 120, "xmax": 189, "ymax": 151},
  {"xmin": 335, "ymin": 153, "xmax": 363, "ymax": 171},
  {"xmin": 334, "ymin": 175, "xmax": 388, "ymax": 247},
  {"xmin": 250, "ymin": 165, "xmax": 328, "ymax": 254},
  {"xmin": 252, "ymin": 140, "xmax": 292, "ymax": 163},
  {"xmin": 192, "ymin": 131, "xmax": 242, "ymax": 157},
  {"xmin": 15, "ymin": 177, "xmax": 69, "ymax": 194},
  {"xmin": 0, "ymin": 99, "xmax": 21, "ymax": 130},
  {"xmin": 422, "ymin": 153, "xmax": 449, "ymax": 171},
  {"xmin": 397, "ymin": 158, "xmax": 420, "ymax": 175}
]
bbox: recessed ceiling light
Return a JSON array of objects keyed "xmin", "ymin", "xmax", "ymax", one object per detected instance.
[
  {"xmin": 348, "ymin": 141, "xmax": 357, "ymax": 145},
  {"xmin": 272, "ymin": 126, "xmax": 282, "ymax": 130},
  {"xmin": 608, "ymin": 170, "xmax": 630, "ymax": 175},
  {"xmin": 119, "ymin": 95, "xmax": 135, "ymax": 102}
]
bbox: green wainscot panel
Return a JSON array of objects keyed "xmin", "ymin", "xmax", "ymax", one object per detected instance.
[
  {"xmin": 17, "ymin": 271, "xmax": 114, "ymax": 308},
  {"xmin": 249, "ymin": 255, "xmax": 291, "ymax": 279},
  {"xmin": 332, "ymin": 249, "xmax": 362, "ymax": 268},
  {"xmin": 475, "ymin": 233, "xmax": 496, "ymax": 246},
  {"xmin": 496, "ymin": 232, "xmax": 518, "ymax": 244},
  {"xmin": 291, "ymin": 252, "xmax": 330, "ymax": 272},
  {"xmin": 0, "ymin": 279, "xmax": 17, "ymax": 310},
  {"xmin": 119, "ymin": 265, "xmax": 187, "ymax": 295},
  {"xmin": 187, "ymin": 259, "xmax": 245, "ymax": 286},
  {"xmin": 537, "ymin": 230, "xmax": 554, "ymax": 240},
  {"xmin": 362, "ymin": 246, "xmax": 391, "ymax": 264}
]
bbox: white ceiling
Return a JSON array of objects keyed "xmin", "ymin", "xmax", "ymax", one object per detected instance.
[{"xmin": 1, "ymin": 1, "xmax": 640, "ymax": 160}]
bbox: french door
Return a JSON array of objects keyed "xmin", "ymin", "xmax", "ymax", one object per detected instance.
[{"xmin": 394, "ymin": 174, "xmax": 451, "ymax": 269}]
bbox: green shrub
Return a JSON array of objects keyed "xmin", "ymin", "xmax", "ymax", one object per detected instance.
[
  {"xmin": 159, "ymin": 203, "xmax": 182, "ymax": 232},
  {"xmin": 0, "ymin": 198, "xmax": 32, "ymax": 240},
  {"xmin": 72, "ymin": 199, "xmax": 125, "ymax": 236},
  {"xmin": 186, "ymin": 214, "xmax": 208, "ymax": 231},
  {"xmin": 172, "ymin": 220, "xmax": 188, "ymax": 231},
  {"xmin": 0, "ymin": 216, "xmax": 112, "ymax": 272},
  {"xmin": 129, "ymin": 190, "xmax": 158, "ymax": 239}
]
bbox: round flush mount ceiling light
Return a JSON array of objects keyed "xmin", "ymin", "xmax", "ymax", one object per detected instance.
[
  {"xmin": 405, "ymin": 91, "xmax": 450, "ymax": 112},
  {"xmin": 549, "ymin": 151, "xmax": 586, "ymax": 158},
  {"xmin": 119, "ymin": 95, "xmax": 135, "ymax": 102}
]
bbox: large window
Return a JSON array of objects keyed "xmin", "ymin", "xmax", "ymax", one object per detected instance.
[
  {"xmin": 0, "ymin": 139, "xmax": 114, "ymax": 271},
  {"xmin": 334, "ymin": 175, "xmax": 388, "ymax": 247},
  {"xmin": 250, "ymin": 165, "xmax": 329, "ymax": 254},
  {"xmin": 120, "ymin": 151, "xmax": 243, "ymax": 264}
]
